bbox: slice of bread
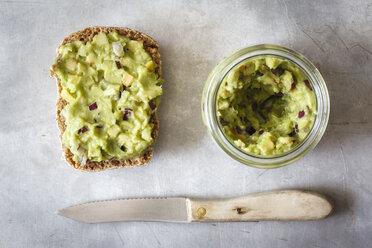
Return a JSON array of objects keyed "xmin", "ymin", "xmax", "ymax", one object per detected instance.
[{"xmin": 50, "ymin": 26, "xmax": 161, "ymax": 172}]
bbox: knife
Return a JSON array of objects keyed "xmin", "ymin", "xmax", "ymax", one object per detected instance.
[{"xmin": 57, "ymin": 190, "xmax": 333, "ymax": 223}]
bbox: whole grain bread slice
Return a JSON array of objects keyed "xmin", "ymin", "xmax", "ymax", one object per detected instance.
[{"xmin": 50, "ymin": 26, "xmax": 161, "ymax": 172}]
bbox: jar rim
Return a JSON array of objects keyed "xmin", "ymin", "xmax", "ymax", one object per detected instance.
[{"xmin": 201, "ymin": 44, "xmax": 330, "ymax": 168}]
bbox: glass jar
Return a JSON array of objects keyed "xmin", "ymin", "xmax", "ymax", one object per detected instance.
[{"xmin": 201, "ymin": 44, "xmax": 330, "ymax": 168}]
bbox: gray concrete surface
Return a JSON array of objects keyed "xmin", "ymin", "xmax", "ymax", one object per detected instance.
[{"xmin": 1, "ymin": 0, "xmax": 371, "ymax": 247}]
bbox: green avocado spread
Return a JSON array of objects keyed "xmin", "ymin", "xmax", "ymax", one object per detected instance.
[
  {"xmin": 53, "ymin": 32, "xmax": 163, "ymax": 164},
  {"xmin": 217, "ymin": 56, "xmax": 316, "ymax": 156}
]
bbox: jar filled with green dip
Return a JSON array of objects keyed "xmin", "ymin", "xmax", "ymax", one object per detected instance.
[{"xmin": 202, "ymin": 45, "xmax": 330, "ymax": 168}]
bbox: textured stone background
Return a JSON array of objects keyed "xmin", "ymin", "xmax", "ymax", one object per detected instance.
[{"xmin": 0, "ymin": 0, "xmax": 371, "ymax": 247}]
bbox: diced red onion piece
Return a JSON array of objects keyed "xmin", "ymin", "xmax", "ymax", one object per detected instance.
[
  {"xmin": 236, "ymin": 126, "xmax": 242, "ymax": 134},
  {"xmin": 259, "ymin": 129, "xmax": 264, "ymax": 135},
  {"xmin": 115, "ymin": 61, "xmax": 122, "ymax": 69},
  {"xmin": 298, "ymin": 110, "xmax": 305, "ymax": 118},
  {"xmin": 219, "ymin": 118, "xmax": 229, "ymax": 126},
  {"xmin": 123, "ymin": 108, "xmax": 133, "ymax": 120},
  {"xmin": 275, "ymin": 92, "xmax": 283, "ymax": 97},
  {"xmin": 77, "ymin": 126, "xmax": 88, "ymax": 134},
  {"xmin": 304, "ymin": 80, "xmax": 313, "ymax": 91},
  {"xmin": 252, "ymin": 102, "xmax": 258, "ymax": 112},
  {"xmin": 149, "ymin": 115, "xmax": 155, "ymax": 124},
  {"xmin": 246, "ymin": 127, "xmax": 256, "ymax": 135},
  {"xmin": 149, "ymin": 100, "xmax": 156, "ymax": 110},
  {"xmin": 89, "ymin": 102, "xmax": 97, "ymax": 111},
  {"xmin": 295, "ymin": 123, "xmax": 299, "ymax": 133},
  {"xmin": 271, "ymin": 67, "xmax": 284, "ymax": 77}
]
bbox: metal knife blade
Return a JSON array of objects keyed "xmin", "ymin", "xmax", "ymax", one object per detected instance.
[{"xmin": 57, "ymin": 197, "xmax": 189, "ymax": 223}]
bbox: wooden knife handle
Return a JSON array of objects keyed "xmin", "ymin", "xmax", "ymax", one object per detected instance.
[{"xmin": 187, "ymin": 190, "xmax": 333, "ymax": 222}]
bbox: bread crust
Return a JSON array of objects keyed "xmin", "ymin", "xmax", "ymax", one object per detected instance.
[{"xmin": 50, "ymin": 27, "xmax": 161, "ymax": 171}]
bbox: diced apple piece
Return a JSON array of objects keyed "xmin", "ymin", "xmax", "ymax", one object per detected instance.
[
  {"xmin": 95, "ymin": 32, "xmax": 109, "ymax": 46},
  {"xmin": 218, "ymin": 99, "xmax": 229, "ymax": 110},
  {"xmin": 127, "ymin": 40, "xmax": 141, "ymax": 52},
  {"xmin": 258, "ymin": 134, "xmax": 275, "ymax": 155},
  {"xmin": 277, "ymin": 137, "xmax": 294, "ymax": 145},
  {"xmin": 61, "ymin": 89, "xmax": 75, "ymax": 102},
  {"xmin": 107, "ymin": 125, "xmax": 120, "ymax": 138},
  {"xmin": 86, "ymin": 53, "xmax": 96, "ymax": 64},
  {"xmin": 122, "ymin": 73, "xmax": 134, "ymax": 87},
  {"xmin": 78, "ymin": 46, "xmax": 88, "ymax": 56},
  {"xmin": 265, "ymin": 57, "xmax": 281, "ymax": 69},
  {"xmin": 141, "ymin": 126, "xmax": 152, "ymax": 141},
  {"xmin": 65, "ymin": 58, "xmax": 77, "ymax": 71},
  {"xmin": 146, "ymin": 61, "xmax": 155, "ymax": 71}
]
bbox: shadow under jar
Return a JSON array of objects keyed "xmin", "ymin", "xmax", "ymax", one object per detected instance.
[{"xmin": 202, "ymin": 44, "xmax": 330, "ymax": 168}]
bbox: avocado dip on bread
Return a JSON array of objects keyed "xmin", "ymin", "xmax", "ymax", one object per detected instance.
[{"xmin": 50, "ymin": 27, "xmax": 163, "ymax": 171}]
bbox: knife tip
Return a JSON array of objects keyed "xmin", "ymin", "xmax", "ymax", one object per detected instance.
[
  {"xmin": 56, "ymin": 208, "xmax": 69, "ymax": 217},
  {"xmin": 55, "ymin": 208, "xmax": 91, "ymax": 223},
  {"xmin": 55, "ymin": 209, "xmax": 64, "ymax": 216}
]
